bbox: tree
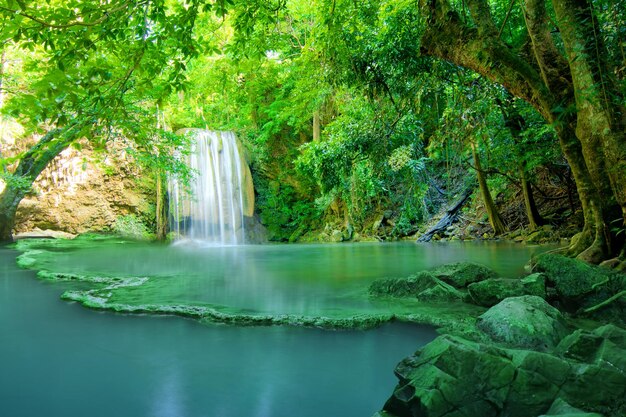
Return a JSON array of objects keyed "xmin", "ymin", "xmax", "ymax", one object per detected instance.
[{"xmin": 415, "ymin": 0, "xmax": 625, "ymax": 261}]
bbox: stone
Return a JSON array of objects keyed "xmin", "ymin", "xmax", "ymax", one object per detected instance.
[
  {"xmin": 477, "ymin": 296, "xmax": 569, "ymax": 351},
  {"xmin": 12, "ymin": 139, "xmax": 154, "ymax": 236},
  {"xmin": 533, "ymin": 254, "xmax": 625, "ymax": 318},
  {"xmin": 369, "ymin": 271, "xmax": 468, "ymax": 302},
  {"xmin": 330, "ymin": 229, "xmax": 343, "ymax": 242},
  {"xmin": 527, "ymin": 229, "xmax": 550, "ymax": 243},
  {"xmin": 380, "ymin": 332, "xmax": 625, "ymax": 417},
  {"xmin": 533, "ymin": 254, "xmax": 607, "ymax": 300},
  {"xmin": 521, "ymin": 272, "xmax": 547, "ymax": 297},
  {"xmin": 417, "ymin": 281, "xmax": 467, "ymax": 302},
  {"xmin": 429, "ymin": 262, "xmax": 498, "ymax": 288},
  {"xmin": 369, "ymin": 271, "xmax": 441, "ymax": 297},
  {"xmin": 468, "ymin": 278, "xmax": 526, "ymax": 307},
  {"xmin": 14, "ymin": 229, "xmax": 77, "ymax": 240},
  {"xmin": 539, "ymin": 398, "xmax": 603, "ymax": 417}
]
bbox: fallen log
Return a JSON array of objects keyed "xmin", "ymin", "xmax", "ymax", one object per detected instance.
[{"xmin": 417, "ymin": 188, "xmax": 474, "ymax": 242}]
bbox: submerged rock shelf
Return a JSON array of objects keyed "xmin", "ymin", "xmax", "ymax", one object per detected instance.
[{"xmin": 14, "ymin": 237, "xmax": 485, "ymax": 331}]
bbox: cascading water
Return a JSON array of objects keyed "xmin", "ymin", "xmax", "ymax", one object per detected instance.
[{"xmin": 168, "ymin": 130, "xmax": 246, "ymax": 244}]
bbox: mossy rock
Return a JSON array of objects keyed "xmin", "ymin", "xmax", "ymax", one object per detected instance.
[
  {"xmin": 534, "ymin": 254, "xmax": 607, "ymax": 299},
  {"xmin": 369, "ymin": 271, "xmax": 438, "ymax": 297},
  {"xmin": 380, "ymin": 331, "xmax": 625, "ymax": 417},
  {"xmin": 533, "ymin": 254, "xmax": 625, "ymax": 320},
  {"xmin": 369, "ymin": 272, "xmax": 467, "ymax": 302},
  {"xmin": 429, "ymin": 262, "xmax": 498, "ymax": 288},
  {"xmin": 539, "ymin": 398, "xmax": 604, "ymax": 417},
  {"xmin": 477, "ymin": 295, "xmax": 570, "ymax": 351},
  {"xmin": 521, "ymin": 272, "xmax": 547, "ymax": 297},
  {"xmin": 468, "ymin": 278, "xmax": 526, "ymax": 307}
]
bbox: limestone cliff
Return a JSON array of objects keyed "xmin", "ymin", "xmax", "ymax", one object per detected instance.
[{"xmin": 1, "ymin": 138, "xmax": 155, "ymax": 236}]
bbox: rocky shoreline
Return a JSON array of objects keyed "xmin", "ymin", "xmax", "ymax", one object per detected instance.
[{"xmin": 369, "ymin": 255, "xmax": 625, "ymax": 417}]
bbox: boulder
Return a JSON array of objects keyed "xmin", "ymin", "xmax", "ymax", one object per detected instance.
[
  {"xmin": 533, "ymin": 254, "xmax": 603, "ymax": 298},
  {"xmin": 533, "ymin": 254, "xmax": 625, "ymax": 321},
  {"xmin": 521, "ymin": 272, "xmax": 547, "ymax": 297},
  {"xmin": 429, "ymin": 262, "xmax": 498, "ymax": 288},
  {"xmin": 539, "ymin": 398, "xmax": 604, "ymax": 417},
  {"xmin": 468, "ymin": 278, "xmax": 526, "ymax": 307},
  {"xmin": 468, "ymin": 274, "xmax": 547, "ymax": 307},
  {"xmin": 380, "ymin": 332, "xmax": 625, "ymax": 417},
  {"xmin": 369, "ymin": 271, "xmax": 466, "ymax": 302},
  {"xmin": 477, "ymin": 296, "xmax": 569, "ymax": 351}
]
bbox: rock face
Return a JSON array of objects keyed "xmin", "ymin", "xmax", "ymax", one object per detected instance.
[
  {"xmin": 380, "ymin": 307, "xmax": 626, "ymax": 417},
  {"xmin": 7, "ymin": 140, "xmax": 155, "ymax": 236}
]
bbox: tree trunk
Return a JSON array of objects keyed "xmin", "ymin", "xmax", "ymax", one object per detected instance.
[
  {"xmin": 471, "ymin": 141, "xmax": 506, "ymax": 235},
  {"xmin": 0, "ymin": 186, "xmax": 20, "ymax": 243},
  {"xmin": 313, "ymin": 111, "xmax": 321, "ymax": 141},
  {"xmin": 551, "ymin": 0, "xmax": 626, "ymax": 226},
  {"xmin": 554, "ymin": 123, "xmax": 610, "ymax": 262},
  {"xmin": 0, "ymin": 126, "xmax": 77, "ymax": 242},
  {"xmin": 519, "ymin": 166, "xmax": 543, "ymax": 231},
  {"xmin": 155, "ymin": 170, "xmax": 168, "ymax": 241},
  {"xmin": 417, "ymin": 187, "xmax": 474, "ymax": 242}
]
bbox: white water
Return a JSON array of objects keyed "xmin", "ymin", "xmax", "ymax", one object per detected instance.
[{"xmin": 168, "ymin": 130, "xmax": 246, "ymax": 244}]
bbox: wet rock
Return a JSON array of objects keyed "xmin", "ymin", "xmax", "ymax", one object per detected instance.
[
  {"xmin": 369, "ymin": 271, "xmax": 443, "ymax": 297},
  {"xmin": 14, "ymin": 229, "xmax": 77, "ymax": 240},
  {"xmin": 476, "ymin": 296, "xmax": 569, "ymax": 351},
  {"xmin": 467, "ymin": 274, "xmax": 547, "ymax": 307},
  {"xmin": 521, "ymin": 272, "xmax": 547, "ymax": 297},
  {"xmin": 380, "ymin": 329, "xmax": 625, "ymax": 417},
  {"xmin": 533, "ymin": 254, "xmax": 625, "ymax": 321},
  {"xmin": 330, "ymin": 230, "xmax": 343, "ymax": 242},
  {"xmin": 369, "ymin": 262, "xmax": 499, "ymax": 303},
  {"xmin": 369, "ymin": 271, "xmax": 467, "ymax": 302},
  {"xmin": 429, "ymin": 262, "xmax": 498, "ymax": 288},
  {"xmin": 468, "ymin": 278, "xmax": 526, "ymax": 307},
  {"xmin": 534, "ymin": 254, "xmax": 607, "ymax": 301},
  {"xmin": 539, "ymin": 398, "xmax": 603, "ymax": 417},
  {"xmin": 416, "ymin": 281, "xmax": 466, "ymax": 302}
]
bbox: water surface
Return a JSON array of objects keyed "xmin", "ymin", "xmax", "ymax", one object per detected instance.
[
  {"xmin": 2, "ymin": 239, "xmax": 550, "ymax": 416},
  {"xmin": 1, "ymin": 248, "xmax": 434, "ymax": 417},
  {"xmin": 16, "ymin": 239, "xmax": 549, "ymax": 318}
]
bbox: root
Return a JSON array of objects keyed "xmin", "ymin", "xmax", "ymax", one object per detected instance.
[{"xmin": 582, "ymin": 290, "xmax": 626, "ymax": 314}]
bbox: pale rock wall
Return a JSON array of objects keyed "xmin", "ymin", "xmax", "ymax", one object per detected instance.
[{"xmin": 4, "ymin": 140, "xmax": 155, "ymax": 235}]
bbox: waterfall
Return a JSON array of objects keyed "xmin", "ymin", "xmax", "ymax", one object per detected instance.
[{"xmin": 168, "ymin": 130, "xmax": 246, "ymax": 245}]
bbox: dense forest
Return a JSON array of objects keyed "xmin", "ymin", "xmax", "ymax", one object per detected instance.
[{"xmin": 0, "ymin": 0, "xmax": 624, "ymax": 264}]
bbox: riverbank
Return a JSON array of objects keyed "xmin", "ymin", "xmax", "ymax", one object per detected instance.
[{"xmin": 371, "ymin": 253, "xmax": 625, "ymax": 417}]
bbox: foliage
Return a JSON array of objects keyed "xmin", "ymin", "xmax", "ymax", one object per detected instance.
[
  {"xmin": 3, "ymin": 0, "xmax": 613, "ymax": 243},
  {"xmin": 113, "ymin": 214, "xmax": 153, "ymax": 240}
]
